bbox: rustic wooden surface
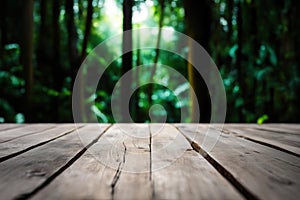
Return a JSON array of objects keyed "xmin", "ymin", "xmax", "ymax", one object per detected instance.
[{"xmin": 0, "ymin": 124, "xmax": 299, "ymax": 200}]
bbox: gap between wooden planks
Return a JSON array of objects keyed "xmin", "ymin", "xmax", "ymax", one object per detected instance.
[
  {"xmin": 29, "ymin": 124, "xmax": 243, "ymax": 200},
  {"xmin": 0, "ymin": 124, "xmax": 299, "ymax": 200},
  {"xmin": 175, "ymin": 124, "xmax": 300, "ymax": 200},
  {"xmin": 223, "ymin": 125, "xmax": 300, "ymax": 157},
  {"xmin": 0, "ymin": 124, "xmax": 111, "ymax": 199},
  {"xmin": 0, "ymin": 124, "xmax": 243, "ymax": 199}
]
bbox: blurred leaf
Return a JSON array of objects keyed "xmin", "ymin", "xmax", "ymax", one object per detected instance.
[
  {"xmin": 61, "ymin": 88, "xmax": 71, "ymax": 96},
  {"xmin": 174, "ymin": 82, "xmax": 189, "ymax": 96},
  {"xmin": 233, "ymin": 85, "xmax": 240, "ymax": 93},
  {"xmin": 235, "ymin": 97, "xmax": 244, "ymax": 107},
  {"xmin": 4, "ymin": 43, "xmax": 20, "ymax": 51},
  {"xmin": 87, "ymin": 93, "xmax": 97, "ymax": 102},
  {"xmin": 15, "ymin": 113, "xmax": 25, "ymax": 123},
  {"xmin": 256, "ymin": 67, "xmax": 272, "ymax": 81},
  {"xmin": 257, "ymin": 45, "xmax": 267, "ymax": 65},
  {"xmin": 91, "ymin": 105, "xmax": 108, "ymax": 123},
  {"xmin": 257, "ymin": 114, "xmax": 269, "ymax": 124},
  {"xmin": 229, "ymin": 44, "xmax": 238, "ymax": 58},
  {"xmin": 48, "ymin": 89, "xmax": 59, "ymax": 96},
  {"xmin": 267, "ymin": 46, "xmax": 277, "ymax": 66}
]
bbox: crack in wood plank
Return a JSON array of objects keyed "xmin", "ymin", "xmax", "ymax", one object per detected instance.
[
  {"xmin": 148, "ymin": 124, "xmax": 155, "ymax": 200},
  {"xmin": 174, "ymin": 126, "xmax": 207, "ymax": 157},
  {"xmin": 110, "ymin": 162, "xmax": 122, "ymax": 200},
  {"xmin": 111, "ymin": 140, "xmax": 127, "ymax": 200},
  {"xmin": 122, "ymin": 142, "xmax": 127, "ymax": 163}
]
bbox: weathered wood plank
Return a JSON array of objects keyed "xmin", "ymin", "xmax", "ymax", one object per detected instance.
[
  {"xmin": 31, "ymin": 124, "xmax": 151, "ymax": 200},
  {"xmin": 0, "ymin": 124, "xmax": 56, "ymax": 142},
  {"xmin": 0, "ymin": 124, "xmax": 24, "ymax": 131},
  {"xmin": 31, "ymin": 151, "xmax": 114, "ymax": 200},
  {"xmin": 0, "ymin": 124, "xmax": 110, "ymax": 199},
  {"xmin": 224, "ymin": 125, "xmax": 300, "ymax": 156},
  {"xmin": 151, "ymin": 124, "xmax": 243, "ymax": 200},
  {"xmin": 111, "ymin": 124, "xmax": 151, "ymax": 200},
  {"xmin": 0, "ymin": 123, "xmax": 298, "ymax": 199},
  {"xmin": 226, "ymin": 124, "xmax": 300, "ymax": 135},
  {"xmin": 0, "ymin": 124, "xmax": 78, "ymax": 161},
  {"xmin": 258, "ymin": 124, "xmax": 300, "ymax": 135},
  {"xmin": 176, "ymin": 124, "xmax": 300, "ymax": 200}
]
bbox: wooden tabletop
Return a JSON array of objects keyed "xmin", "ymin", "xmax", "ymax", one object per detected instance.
[{"xmin": 0, "ymin": 124, "xmax": 299, "ymax": 200}]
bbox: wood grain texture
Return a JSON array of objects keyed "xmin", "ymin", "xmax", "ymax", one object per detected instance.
[
  {"xmin": 226, "ymin": 124, "xmax": 300, "ymax": 135},
  {"xmin": 31, "ymin": 151, "xmax": 114, "ymax": 200},
  {"xmin": 151, "ymin": 124, "xmax": 243, "ymax": 200},
  {"xmin": 273, "ymin": 124, "xmax": 300, "ymax": 132},
  {"xmin": 0, "ymin": 124, "xmax": 109, "ymax": 199},
  {"xmin": 0, "ymin": 124, "xmax": 24, "ymax": 131},
  {"xmin": 175, "ymin": 124, "xmax": 300, "ymax": 200},
  {"xmin": 0, "ymin": 124, "xmax": 56, "ymax": 143},
  {"xmin": 111, "ymin": 124, "xmax": 151, "ymax": 200},
  {"xmin": 0, "ymin": 124, "xmax": 77, "ymax": 159},
  {"xmin": 224, "ymin": 125, "xmax": 300, "ymax": 156},
  {"xmin": 0, "ymin": 123, "xmax": 299, "ymax": 200},
  {"xmin": 32, "ymin": 124, "xmax": 151, "ymax": 200}
]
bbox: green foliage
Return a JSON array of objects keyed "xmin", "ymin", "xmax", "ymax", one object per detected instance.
[
  {"xmin": 257, "ymin": 115, "xmax": 269, "ymax": 124},
  {"xmin": 0, "ymin": 0, "xmax": 299, "ymax": 122}
]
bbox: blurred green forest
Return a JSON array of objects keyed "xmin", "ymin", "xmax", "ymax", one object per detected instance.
[{"xmin": 0, "ymin": 0, "xmax": 299, "ymax": 123}]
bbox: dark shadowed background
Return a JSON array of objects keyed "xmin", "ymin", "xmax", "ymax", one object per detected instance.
[{"xmin": 0, "ymin": 0, "xmax": 299, "ymax": 123}]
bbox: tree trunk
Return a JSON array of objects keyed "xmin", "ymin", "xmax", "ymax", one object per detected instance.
[
  {"xmin": 121, "ymin": 0, "xmax": 133, "ymax": 122},
  {"xmin": 78, "ymin": 0, "xmax": 83, "ymax": 20},
  {"xmin": 248, "ymin": 0, "xmax": 258, "ymax": 120},
  {"xmin": 66, "ymin": 0, "xmax": 79, "ymax": 72},
  {"xmin": 0, "ymin": 0, "xmax": 6, "ymax": 67},
  {"xmin": 0, "ymin": 0, "xmax": 6, "ymax": 55},
  {"xmin": 183, "ymin": 0, "xmax": 212, "ymax": 123},
  {"xmin": 37, "ymin": 0, "xmax": 46, "ymax": 62},
  {"xmin": 227, "ymin": 0, "xmax": 233, "ymax": 41},
  {"xmin": 66, "ymin": 0, "xmax": 85, "ymax": 121},
  {"xmin": 81, "ymin": 0, "xmax": 93, "ymax": 61},
  {"xmin": 20, "ymin": 0, "xmax": 34, "ymax": 122},
  {"xmin": 81, "ymin": 0, "xmax": 94, "ymax": 122},
  {"xmin": 236, "ymin": 0, "xmax": 244, "ymax": 121},
  {"xmin": 52, "ymin": 0, "xmax": 61, "ymax": 121}
]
